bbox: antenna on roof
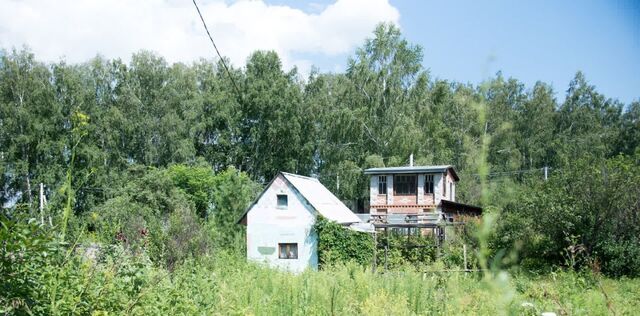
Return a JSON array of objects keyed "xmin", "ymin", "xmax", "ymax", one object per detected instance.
[{"xmin": 409, "ymin": 154, "xmax": 414, "ymax": 167}]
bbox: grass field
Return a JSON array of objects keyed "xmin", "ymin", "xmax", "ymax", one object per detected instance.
[
  {"xmin": 31, "ymin": 249, "xmax": 637, "ymax": 316},
  {"xmin": 145, "ymin": 259, "xmax": 639, "ymax": 315}
]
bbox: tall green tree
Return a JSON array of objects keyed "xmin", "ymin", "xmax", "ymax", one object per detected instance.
[{"xmin": 241, "ymin": 51, "xmax": 313, "ymax": 181}]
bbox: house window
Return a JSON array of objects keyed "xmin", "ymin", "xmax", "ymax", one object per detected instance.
[
  {"xmin": 394, "ymin": 175, "xmax": 417, "ymax": 195},
  {"xmin": 424, "ymin": 175, "xmax": 434, "ymax": 194},
  {"xmin": 277, "ymin": 194, "xmax": 288, "ymax": 208},
  {"xmin": 278, "ymin": 243, "xmax": 298, "ymax": 259},
  {"xmin": 378, "ymin": 176, "xmax": 387, "ymax": 194}
]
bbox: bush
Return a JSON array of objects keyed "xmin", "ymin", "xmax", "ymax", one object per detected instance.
[
  {"xmin": 0, "ymin": 213, "xmax": 57, "ymax": 314},
  {"xmin": 164, "ymin": 206, "xmax": 211, "ymax": 270},
  {"xmin": 89, "ymin": 166, "xmax": 211, "ymax": 267},
  {"xmin": 167, "ymin": 163, "xmax": 216, "ymax": 218},
  {"xmin": 314, "ymin": 216, "xmax": 374, "ymax": 267},
  {"xmin": 494, "ymin": 154, "xmax": 640, "ymax": 277}
]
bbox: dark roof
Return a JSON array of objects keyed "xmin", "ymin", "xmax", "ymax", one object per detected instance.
[
  {"xmin": 440, "ymin": 200, "xmax": 482, "ymax": 215},
  {"xmin": 364, "ymin": 165, "xmax": 459, "ymax": 181}
]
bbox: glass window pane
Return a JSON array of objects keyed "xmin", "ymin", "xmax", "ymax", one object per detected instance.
[{"xmin": 277, "ymin": 194, "xmax": 288, "ymax": 208}]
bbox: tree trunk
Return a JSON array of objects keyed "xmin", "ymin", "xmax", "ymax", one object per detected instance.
[{"xmin": 26, "ymin": 170, "xmax": 33, "ymax": 208}]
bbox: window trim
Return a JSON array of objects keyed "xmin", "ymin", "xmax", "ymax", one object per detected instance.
[
  {"xmin": 394, "ymin": 174, "xmax": 417, "ymax": 195},
  {"xmin": 378, "ymin": 175, "xmax": 387, "ymax": 195},
  {"xmin": 277, "ymin": 194, "xmax": 288, "ymax": 209},
  {"xmin": 278, "ymin": 243, "xmax": 298, "ymax": 259}
]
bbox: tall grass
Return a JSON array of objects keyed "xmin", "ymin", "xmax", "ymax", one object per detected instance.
[
  {"xmin": 121, "ymin": 254, "xmax": 638, "ymax": 315},
  {"xmin": 10, "ymin": 243, "xmax": 637, "ymax": 315}
]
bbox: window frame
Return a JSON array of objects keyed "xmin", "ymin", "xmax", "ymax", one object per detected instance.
[
  {"xmin": 277, "ymin": 194, "xmax": 288, "ymax": 209},
  {"xmin": 394, "ymin": 174, "xmax": 417, "ymax": 195},
  {"xmin": 424, "ymin": 174, "xmax": 434, "ymax": 194},
  {"xmin": 278, "ymin": 243, "xmax": 298, "ymax": 259},
  {"xmin": 378, "ymin": 176, "xmax": 387, "ymax": 195}
]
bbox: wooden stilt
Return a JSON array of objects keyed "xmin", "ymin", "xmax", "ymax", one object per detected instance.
[
  {"xmin": 384, "ymin": 227, "xmax": 389, "ymax": 272},
  {"xmin": 372, "ymin": 230, "xmax": 377, "ymax": 272}
]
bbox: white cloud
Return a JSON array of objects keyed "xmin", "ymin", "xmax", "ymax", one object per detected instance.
[{"xmin": 0, "ymin": 0, "xmax": 400, "ymax": 74}]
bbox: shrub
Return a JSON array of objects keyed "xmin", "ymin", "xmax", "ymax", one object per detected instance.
[
  {"xmin": 0, "ymin": 213, "xmax": 57, "ymax": 314},
  {"xmin": 494, "ymin": 154, "xmax": 640, "ymax": 277},
  {"xmin": 314, "ymin": 216, "xmax": 374, "ymax": 267}
]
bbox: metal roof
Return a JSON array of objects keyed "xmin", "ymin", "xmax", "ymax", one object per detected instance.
[
  {"xmin": 282, "ymin": 172, "xmax": 361, "ymax": 224},
  {"xmin": 363, "ymin": 165, "xmax": 459, "ymax": 181},
  {"xmin": 238, "ymin": 172, "xmax": 361, "ymax": 225}
]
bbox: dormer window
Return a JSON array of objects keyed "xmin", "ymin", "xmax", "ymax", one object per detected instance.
[
  {"xmin": 277, "ymin": 194, "xmax": 288, "ymax": 209},
  {"xmin": 378, "ymin": 176, "xmax": 387, "ymax": 194}
]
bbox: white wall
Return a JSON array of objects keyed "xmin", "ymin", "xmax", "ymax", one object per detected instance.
[
  {"xmin": 438, "ymin": 172, "xmax": 457, "ymax": 202},
  {"xmin": 369, "ymin": 175, "xmax": 378, "ymax": 205},
  {"xmin": 417, "ymin": 174, "xmax": 425, "ymax": 204},
  {"xmin": 451, "ymin": 179, "xmax": 456, "ymax": 202},
  {"xmin": 434, "ymin": 173, "xmax": 443, "ymax": 204},
  {"xmin": 246, "ymin": 175, "xmax": 318, "ymax": 273},
  {"xmin": 386, "ymin": 175, "xmax": 393, "ymax": 204}
]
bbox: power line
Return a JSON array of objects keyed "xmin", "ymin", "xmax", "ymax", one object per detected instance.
[
  {"xmin": 191, "ymin": 0, "xmax": 243, "ymax": 100},
  {"xmin": 465, "ymin": 167, "xmax": 554, "ymax": 178}
]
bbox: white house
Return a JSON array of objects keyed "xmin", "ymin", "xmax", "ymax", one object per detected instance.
[{"xmin": 238, "ymin": 172, "xmax": 361, "ymax": 272}]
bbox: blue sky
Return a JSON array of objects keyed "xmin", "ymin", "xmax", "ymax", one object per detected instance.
[{"xmin": 276, "ymin": 0, "xmax": 640, "ymax": 105}]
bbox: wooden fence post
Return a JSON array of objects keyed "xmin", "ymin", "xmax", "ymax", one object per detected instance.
[{"xmin": 373, "ymin": 230, "xmax": 377, "ymax": 273}]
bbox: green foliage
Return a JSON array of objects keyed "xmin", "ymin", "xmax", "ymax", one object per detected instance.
[
  {"xmin": 86, "ymin": 165, "xmax": 258, "ymax": 266},
  {"xmin": 0, "ymin": 213, "xmax": 158, "ymax": 315},
  {"xmin": 314, "ymin": 216, "xmax": 374, "ymax": 267},
  {"xmin": 1, "ymin": 23, "xmax": 637, "ymax": 222},
  {"xmin": 375, "ymin": 231, "xmax": 438, "ymax": 269},
  {"xmin": 82, "ymin": 166, "xmax": 200, "ymax": 266},
  {"xmin": 0, "ymin": 213, "xmax": 57, "ymax": 314},
  {"xmin": 495, "ymin": 153, "xmax": 640, "ymax": 276},
  {"xmin": 167, "ymin": 163, "xmax": 216, "ymax": 218},
  {"xmin": 209, "ymin": 166, "xmax": 260, "ymax": 250},
  {"xmin": 3, "ymin": 240, "xmax": 639, "ymax": 315},
  {"xmin": 0, "ymin": 22, "xmax": 639, "ymax": 316},
  {"xmin": 164, "ymin": 205, "xmax": 211, "ymax": 270}
]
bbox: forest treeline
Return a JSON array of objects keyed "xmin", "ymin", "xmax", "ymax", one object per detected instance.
[{"xmin": 1, "ymin": 24, "xmax": 639, "ymax": 278}]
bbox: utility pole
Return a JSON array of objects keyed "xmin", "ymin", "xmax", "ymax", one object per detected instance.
[{"xmin": 409, "ymin": 153, "xmax": 414, "ymax": 167}]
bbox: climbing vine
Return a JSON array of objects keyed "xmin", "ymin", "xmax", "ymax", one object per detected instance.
[{"xmin": 314, "ymin": 216, "xmax": 374, "ymax": 267}]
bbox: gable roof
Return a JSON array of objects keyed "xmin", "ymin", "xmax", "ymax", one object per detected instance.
[
  {"xmin": 363, "ymin": 165, "xmax": 460, "ymax": 181},
  {"xmin": 238, "ymin": 172, "xmax": 361, "ymax": 225}
]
